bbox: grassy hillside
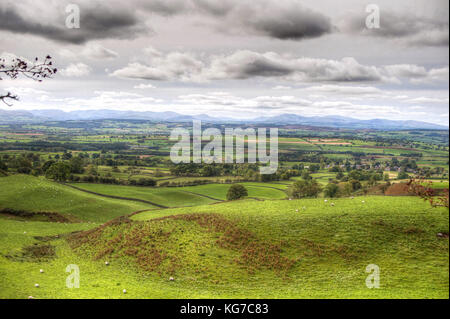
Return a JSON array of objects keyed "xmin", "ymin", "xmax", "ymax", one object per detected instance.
[
  {"xmin": 1, "ymin": 196, "xmax": 445, "ymax": 299},
  {"xmin": 0, "ymin": 175, "xmax": 154, "ymax": 222},
  {"xmin": 70, "ymin": 182, "xmax": 287, "ymax": 205},
  {"xmin": 69, "ymin": 183, "xmax": 218, "ymax": 207},
  {"xmin": 181, "ymin": 183, "xmax": 287, "ymax": 200},
  {"xmin": 0, "ymin": 175, "xmax": 447, "ymax": 299}
]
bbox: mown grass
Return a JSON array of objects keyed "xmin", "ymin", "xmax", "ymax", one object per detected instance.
[
  {"xmin": 70, "ymin": 183, "xmax": 217, "ymax": 207},
  {"xmin": 181, "ymin": 184, "xmax": 287, "ymax": 200},
  {"xmin": 0, "ymin": 175, "xmax": 154, "ymax": 222}
]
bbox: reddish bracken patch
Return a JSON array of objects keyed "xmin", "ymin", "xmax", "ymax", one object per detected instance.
[
  {"xmin": 166, "ymin": 214, "xmax": 296, "ymax": 273},
  {"xmin": 68, "ymin": 213, "xmax": 297, "ymax": 276},
  {"xmin": 384, "ymin": 183, "xmax": 411, "ymax": 196}
]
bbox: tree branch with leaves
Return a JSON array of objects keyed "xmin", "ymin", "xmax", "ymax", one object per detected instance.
[
  {"xmin": 0, "ymin": 55, "xmax": 57, "ymax": 106},
  {"xmin": 407, "ymin": 178, "xmax": 449, "ymax": 208}
]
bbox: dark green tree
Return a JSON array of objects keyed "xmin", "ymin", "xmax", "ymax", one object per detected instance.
[
  {"xmin": 227, "ymin": 184, "xmax": 248, "ymax": 201},
  {"xmin": 289, "ymin": 179, "xmax": 322, "ymax": 199},
  {"xmin": 45, "ymin": 162, "xmax": 71, "ymax": 182},
  {"xmin": 324, "ymin": 183, "xmax": 340, "ymax": 198}
]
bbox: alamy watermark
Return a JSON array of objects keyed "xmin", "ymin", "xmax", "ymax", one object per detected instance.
[
  {"xmin": 65, "ymin": 4, "xmax": 80, "ymax": 29},
  {"xmin": 170, "ymin": 121, "xmax": 278, "ymax": 175},
  {"xmin": 366, "ymin": 4, "xmax": 381, "ymax": 29},
  {"xmin": 365, "ymin": 264, "xmax": 380, "ymax": 289},
  {"xmin": 66, "ymin": 264, "xmax": 80, "ymax": 288}
]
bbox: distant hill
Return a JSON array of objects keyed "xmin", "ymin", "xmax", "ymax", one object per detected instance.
[{"xmin": 0, "ymin": 109, "xmax": 447, "ymax": 130}]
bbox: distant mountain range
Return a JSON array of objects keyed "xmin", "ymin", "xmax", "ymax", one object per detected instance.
[{"xmin": 0, "ymin": 109, "xmax": 448, "ymax": 130}]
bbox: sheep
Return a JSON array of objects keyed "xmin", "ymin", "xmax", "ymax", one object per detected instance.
[
  {"xmin": 324, "ymin": 199, "xmax": 328, "ymax": 203},
  {"xmin": 40, "ymin": 269, "xmax": 44, "ymax": 273},
  {"xmin": 28, "ymin": 296, "xmax": 34, "ymax": 299},
  {"xmin": 123, "ymin": 289, "xmax": 127, "ymax": 294},
  {"xmin": 331, "ymin": 203, "xmax": 335, "ymax": 207},
  {"xmin": 34, "ymin": 284, "xmax": 39, "ymax": 288},
  {"xmin": 105, "ymin": 261, "xmax": 109, "ymax": 266},
  {"xmin": 169, "ymin": 277, "xmax": 175, "ymax": 281}
]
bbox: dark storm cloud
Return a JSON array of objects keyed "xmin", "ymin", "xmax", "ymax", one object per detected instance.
[
  {"xmin": 0, "ymin": 0, "xmax": 333, "ymax": 43},
  {"xmin": 0, "ymin": 2, "xmax": 147, "ymax": 44},
  {"xmin": 238, "ymin": 4, "xmax": 332, "ymax": 40},
  {"xmin": 136, "ymin": 0, "xmax": 334, "ymax": 41}
]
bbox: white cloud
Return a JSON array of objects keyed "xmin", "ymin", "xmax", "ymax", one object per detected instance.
[
  {"xmin": 112, "ymin": 49, "xmax": 448, "ymax": 85},
  {"xmin": 272, "ymin": 85, "xmax": 292, "ymax": 90},
  {"xmin": 60, "ymin": 63, "xmax": 92, "ymax": 77},
  {"xmin": 82, "ymin": 44, "xmax": 119, "ymax": 60},
  {"xmin": 134, "ymin": 83, "xmax": 157, "ymax": 89}
]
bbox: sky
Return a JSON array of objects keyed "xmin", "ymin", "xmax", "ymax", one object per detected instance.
[{"xmin": 0, "ymin": 0, "xmax": 449, "ymax": 126}]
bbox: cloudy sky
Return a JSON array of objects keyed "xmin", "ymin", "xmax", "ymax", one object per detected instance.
[{"xmin": 0, "ymin": 0, "xmax": 448, "ymax": 125}]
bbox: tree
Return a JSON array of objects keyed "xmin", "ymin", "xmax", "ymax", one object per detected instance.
[
  {"xmin": 397, "ymin": 171, "xmax": 409, "ymax": 180},
  {"xmin": 227, "ymin": 184, "xmax": 248, "ymax": 201},
  {"xmin": 289, "ymin": 179, "xmax": 322, "ymax": 199},
  {"xmin": 407, "ymin": 178, "xmax": 449, "ymax": 209},
  {"xmin": 69, "ymin": 156, "xmax": 84, "ymax": 174},
  {"xmin": 46, "ymin": 162, "xmax": 71, "ymax": 182},
  {"xmin": 41, "ymin": 160, "xmax": 56, "ymax": 173},
  {"xmin": 349, "ymin": 179, "xmax": 362, "ymax": 191},
  {"xmin": 324, "ymin": 183, "xmax": 340, "ymax": 198},
  {"xmin": 0, "ymin": 55, "xmax": 57, "ymax": 106},
  {"xmin": 0, "ymin": 159, "xmax": 7, "ymax": 171}
]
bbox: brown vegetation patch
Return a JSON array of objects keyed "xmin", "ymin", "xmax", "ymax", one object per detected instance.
[
  {"xmin": 371, "ymin": 219, "xmax": 425, "ymax": 236},
  {"xmin": 0, "ymin": 208, "xmax": 80, "ymax": 223},
  {"xmin": 300, "ymin": 239, "xmax": 356, "ymax": 259},
  {"xmin": 166, "ymin": 214, "xmax": 297, "ymax": 274},
  {"xmin": 68, "ymin": 213, "xmax": 297, "ymax": 276},
  {"xmin": 5, "ymin": 244, "xmax": 56, "ymax": 262},
  {"xmin": 384, "ymin": 183, "xmax": 411, "ymax": 196}
]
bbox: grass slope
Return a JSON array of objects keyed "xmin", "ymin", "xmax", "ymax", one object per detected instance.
[
  {"xmin": 1, "ymin": 196, "xmax": 445, "ymax": 299},
  {"xmin": 182, "ymin": 184, "xmax": 287, "ymax": 201},
  {"xmin": 70, "ymin": 183, "xmax": 218, "ymax": 207},
  {"xmin": 0, "ymin": 175, "xmax": 154, "ymax": 222}
]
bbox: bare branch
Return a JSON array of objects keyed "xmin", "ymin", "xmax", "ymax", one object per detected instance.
[
  {"xmin": 0, "ymin": 92, "xmax": 19, "ymax": 106},
  {"xmin": 0, "ymin": 55, "xmax": 57, "ymax": 106}
]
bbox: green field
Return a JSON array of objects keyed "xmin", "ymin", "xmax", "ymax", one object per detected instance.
[
  {"xmin": 0, "ymin": 186, "xmax": 448, "ymax": 298},
  {"xmin": 0, "ymin": 175, "xmax": 154, "ymax": 222},
  {"xmin": 0, "ymin": 122, "xmax": 448, "ymax": 299},
  {"xmin": 69, "ymin": 183, "xmax": 217, "ymax": 207},
  {"xmin": 0, "ymin": 172, "xmax": 449, "ymax": 298}
]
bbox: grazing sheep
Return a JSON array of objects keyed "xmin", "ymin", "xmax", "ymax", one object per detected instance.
[
  {"xmin": 35, "ymin": 284, "xmax": 39, "ymax": 288},
  {"xmin": 123, "ymin": 289, "xmax": 127, "ymax": 294},
  {"xmin": 362, "ymin": 200, "xmax": 365, "ymax": 203},
  {"xmin": 40, "ymin": 269, "xmax": 44, "ymax": 273},
  {"xmin": 324, "ymin": 200, "xmax": 328, "ymax": 203},
  {"xmin": 28, "ymin": 296, "xmax": 34, "ymax": 299},
  {"xmin": 295, "ymin": 209, "xmax": 299, "ymax": 212},
  {"xmin": 331, "ymin": 203, "xmax": 335, "ymax": 207},
  {"xmin": 105, "ymin": 261, "xmax": 109, "ymax": 266},
  {"xmin": 169, "ymin": 277, "xmax": 174, "ymax": 281}
]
